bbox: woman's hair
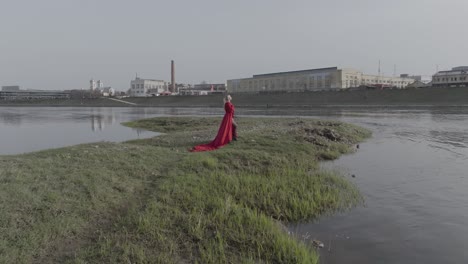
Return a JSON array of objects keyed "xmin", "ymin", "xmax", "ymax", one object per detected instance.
[{"xmin": 225, "ymin": 95, "xmax": 232, "ymax": 101}]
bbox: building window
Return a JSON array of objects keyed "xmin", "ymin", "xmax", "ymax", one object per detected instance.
[
  {"xmin": 325, "ymin": 76, "xmax": 332, "ymax": 87},
  {"xmin": 281, "ymin": 79, "xmax": 287, "ymax": 88}
]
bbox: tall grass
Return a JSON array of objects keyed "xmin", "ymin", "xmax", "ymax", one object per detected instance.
[{"xmin": 0, "ymin": 117, "xmax": 370, "ymax": 263}]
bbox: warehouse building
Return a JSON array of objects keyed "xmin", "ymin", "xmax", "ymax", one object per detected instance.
[
  {"xmin": 129, "ymin": 77, "xmax": 167, "ymax": 97},
  {"xmin": 432, "ymin": 66, "xmax": 468, "ymax": 87},
  {"xmin": 227, "ymin": 67, "xmax": 415, "ymax": 93},
  {"xmin": 0, "ymin": 89, "xmax": 70, "ymax": 100}
]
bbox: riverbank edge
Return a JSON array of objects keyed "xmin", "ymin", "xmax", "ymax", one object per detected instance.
[
  {"xmin": 1, "ymin": 86, "xmax": 468, "ymax": 108},
  {"xmin": 0, "ymin": 117, "xmax": 371, "ymax": 263}
]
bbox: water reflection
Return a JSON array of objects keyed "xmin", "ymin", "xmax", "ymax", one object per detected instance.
[
  {"xmin": 0, "ymin": 111, "xmax": 23, "ymax": 125},
  {"xmin": 0, "ymin": 107, "xmax": 158, "ymax": 155},
  {"xmin": 89, "ymin": 113, "xmax": 118, "ymax": 132},
  {"xmin": 91, "ymin": 115, "xmax": 103, "ymax": 131}
]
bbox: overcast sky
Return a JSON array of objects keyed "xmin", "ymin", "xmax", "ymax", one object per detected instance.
[{"xmin": 1, "ymin": 0, "xmax": 467, "ymax": 91}]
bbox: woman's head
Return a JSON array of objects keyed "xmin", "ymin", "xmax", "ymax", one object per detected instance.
[{"xmin": 225, "ymin": 95, "xmax": 232, "ymax": 102}]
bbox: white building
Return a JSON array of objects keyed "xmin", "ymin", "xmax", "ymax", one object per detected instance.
[
  {"xmin": 89, "ymin": 79, "xmax": 104, "ymax": 91},
  {"xmin": 432, "ymin": 66, "xmax": 468, "ymax": 87},
  {"xmin": 101, "ymin": 87, "xmax": 115, "ymax": 97},
  {"xmin": 227, "ymin": 67, "xmax": 415, "ymax": 93},
  {"xmin": 129, "ymin": 77, "xmax": 167, "ymax": 97},
  {"xmin": 89, "ymin": 79, "xmax": 114, "ymax": 96}
]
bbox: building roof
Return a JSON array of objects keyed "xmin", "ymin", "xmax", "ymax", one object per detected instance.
[
  {"xmin": 102, "ymin": 87, "xmax": 114, "ymax": 92},
  {"xmin": 452, "ymin": 66, "xmax": 468, "ymax": 71},
  {"xmin": 252, "ymin": 67, "xmax": 338, "ymax": 78},
  {"xmin": 133, "ymin": 78, "xmax": 165, "ymax": 82},
  {"xmin": 406, "ymin": 80, "xmax": 430, "ymax": 87},
  {"xmin": 434, "ymin": 71, "xmax": 468, "ymax": 76},
  {"xmin": 434, "ymin": 66, "xmax": 468, "ymax": 75},
  {"xmin": 0, "ymin": 89, "xmax": 68, "ymax": 93}
]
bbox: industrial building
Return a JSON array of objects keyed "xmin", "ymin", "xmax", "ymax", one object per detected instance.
[
  {"xmin": 179, "ymin": 83, "xmax": 226, "ymax": 96},
  {"xmin": 0, "ymin": 89, "xmax": 70, "ymax": 100},
  {"xmin": 432, "ymin": 66, "xmax": 468, "ymax": 87},
  {"xmin": 129, "ymin": 77, "xmax": 167, "ymax": 97},
  {"xmin": 227, "ymin": 67, "xmax": 416, "ymax": 93},
  {"xmin": 2, "ymin": 85, "xmax": 20, "ymax": 91}
]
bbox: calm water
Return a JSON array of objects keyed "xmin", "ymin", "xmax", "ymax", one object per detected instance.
[
  {"xmin": 0, "ymin": 106, "xmax": 229, "ymax": 155},
  {"xmin": 281, "ymin": 108, "xmax": 468, "ymax": 264},
  {"xmin": 0, "ymin": 107, "xmax": 160, "ymax": 155},
  {"xmin": 1, "ymin": 106, "xmax": 467, "ymax": 263}
]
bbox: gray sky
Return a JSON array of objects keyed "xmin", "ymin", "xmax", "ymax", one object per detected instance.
[{"xmin": 1, "ymin": 0, "xmax": 467, "ymax": 91}]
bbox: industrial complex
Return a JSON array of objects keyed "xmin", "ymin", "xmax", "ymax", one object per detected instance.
[
  {"xmin": 227, "ymin": 67, "xmax": 418, "ymax": 93},
  {"xmin": 1, "ymin": 61, "xmax": 467, "ymax": 100}
]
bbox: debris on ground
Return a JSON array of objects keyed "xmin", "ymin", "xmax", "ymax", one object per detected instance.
[
  {"xmin": 303, "ymin": 127, "xmax": 344, "ymax": 143},
  {"xmin": 312, "ymin": 240, "xmax": 324, "ymax": 248}
]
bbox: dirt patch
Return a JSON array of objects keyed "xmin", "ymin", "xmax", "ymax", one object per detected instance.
[
  {"xmin": 300, "ymin": 127, "xmax": 349, "ymax": 147},
  {"xmin": 305, "ymin": 128, "xmax": 343, "ymax": 142}
]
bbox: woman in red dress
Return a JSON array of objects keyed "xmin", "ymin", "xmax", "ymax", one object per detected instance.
[{"xmin": 191, "ymin": 95, "xmax": 237, "ymax": 152}]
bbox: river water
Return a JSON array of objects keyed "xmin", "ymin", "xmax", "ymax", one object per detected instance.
[
  {"xmin": 0, "ymin": 107, "xmax": 159, "ymax": 155},
  {"xmin": 1, "ymin": 106, "xmax": 467, "ymax": 263},
  {"xmin": 283, "ymin": 107, "xmax": 468, "ymax": 264}
]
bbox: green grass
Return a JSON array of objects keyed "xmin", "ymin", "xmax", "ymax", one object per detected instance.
[{"xmin": 0, "ymin": 117, "xmax": 370, "ymax": 263}]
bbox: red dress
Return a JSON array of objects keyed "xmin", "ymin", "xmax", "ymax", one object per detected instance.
[{"xmin": 191, "ymin": 102, "xmax": 234, "ymax": 152}]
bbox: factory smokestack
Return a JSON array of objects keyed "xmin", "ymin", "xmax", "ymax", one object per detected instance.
[{"xmin": 171, "ymin": 60, "xmax": 175, "ymax": 93}]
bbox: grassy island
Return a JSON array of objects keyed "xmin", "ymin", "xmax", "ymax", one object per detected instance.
[{"xmin": 0, "ymin": 117, "xmax": 370, "ymax": 263}]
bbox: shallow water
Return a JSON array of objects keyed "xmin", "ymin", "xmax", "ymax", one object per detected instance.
[
  {"xmin": 0, "ymin": 107, "xmax": 160, "ymax": 155},
  {"xmin": 281, "ymin": 108, "xmax": 468, "ymax": 264},
  {"xmin": 1, "ymin": 106, "xmax": 467, "ymax": 263}
]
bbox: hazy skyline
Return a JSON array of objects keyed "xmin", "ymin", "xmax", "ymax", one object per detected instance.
[{"xmin": 1, "ymin": 0, "xmax": 467, "ymax": 91}]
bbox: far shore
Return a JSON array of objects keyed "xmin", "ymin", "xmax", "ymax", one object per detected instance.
[{"xmin": 1, "ymin": 86, "xmax": 467, "ymax": 108}]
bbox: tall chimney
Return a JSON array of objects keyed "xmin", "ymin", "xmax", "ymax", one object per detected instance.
[{"xmin": 171, "ymin": 60, "xmax": 175, "ymax": 93}]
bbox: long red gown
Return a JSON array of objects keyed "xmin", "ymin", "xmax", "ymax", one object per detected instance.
[{"xmin": 191, "ymin": 102, "xmax": 235, "ymax": 152}]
